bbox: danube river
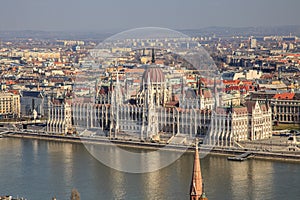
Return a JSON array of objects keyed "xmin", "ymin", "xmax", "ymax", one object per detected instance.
[{"xmin": 0, "ymin": 138, "xmax": 299, "ymax": 200}]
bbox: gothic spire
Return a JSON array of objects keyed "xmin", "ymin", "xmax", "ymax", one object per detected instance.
[{"xmin": 190, "ymin": 139, "xmax": 203, "ymax": 200}]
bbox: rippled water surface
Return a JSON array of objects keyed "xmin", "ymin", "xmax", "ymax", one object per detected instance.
[{"xmin": 0, "ymin": 138, "xmax": 299, "ymax": 200}]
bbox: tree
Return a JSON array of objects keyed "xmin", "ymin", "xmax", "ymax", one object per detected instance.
[{"xmin": 70, "ymin": 188, "xmax": 80, "ymax": 200}]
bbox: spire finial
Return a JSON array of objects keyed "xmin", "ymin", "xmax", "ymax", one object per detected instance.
[{"xmin": 151, "ymin": 48, "xmax": 155, "ymax": 64}]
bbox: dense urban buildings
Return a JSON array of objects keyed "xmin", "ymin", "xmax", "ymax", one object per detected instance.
[
  {"xmin": 1, "ymin": 30, "xmax": 300, "ymax": 147},
  {"xmin": 64, "ymin": 55, "xmax": 272, "ymax": 146},
  {"xmin": 1, "ymin": 27, "xmax": 300, "ymax": 200}
]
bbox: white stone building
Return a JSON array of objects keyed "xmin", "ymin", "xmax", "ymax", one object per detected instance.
[{"xmin": 46, "ymin": 100, "xmax": 72, "ymax": 134}]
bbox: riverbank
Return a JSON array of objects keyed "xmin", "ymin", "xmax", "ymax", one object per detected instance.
[{"xmin": 3, "ymin": 132, "xmax": 300, "ymax": 162}]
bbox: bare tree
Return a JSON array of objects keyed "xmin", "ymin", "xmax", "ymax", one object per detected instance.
[{"xmin": 70, "ymin": 188, "xmax": 80, "ymax": 200}]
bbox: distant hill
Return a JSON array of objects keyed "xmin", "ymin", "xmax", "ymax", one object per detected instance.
[
  {"xmin": 0, "ymin": 30, "xmax": 113, "ymax": 41},
  {"xmin": 181, "ymin": 25, "xmax": 300, "ymax": 37},
  {"xmin": 1, "ymin": 25, "xmax": 300, "ymax": 40}
]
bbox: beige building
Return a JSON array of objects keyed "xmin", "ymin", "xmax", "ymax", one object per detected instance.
[
  {"xmin": 222, "ymin": 70, "xmax": 262, "ymax": 80},
  {"xmin": 0, "ymin": 92, "xmax": 20, "ymax": 119}
]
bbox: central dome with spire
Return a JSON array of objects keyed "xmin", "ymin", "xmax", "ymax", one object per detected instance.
[
  {"xmin": 142, "ymin": 67, "xmax": 165, "ymax": 83},
  {"xmin": 142, "ymin": 48, "xmax": 165, "ymax": 83}
]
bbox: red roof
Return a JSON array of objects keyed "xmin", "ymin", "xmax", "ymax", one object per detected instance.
[
  {"xmin": 223, "ymin": 80, "xmax": 240, "ymax": 85},
  {"xmin": 273, "ymin": 93, "xmax": 295, "ymax": 100},
  {"xmin": 8, "ymin": 90, "xmax": 19, "ymax": 95}
]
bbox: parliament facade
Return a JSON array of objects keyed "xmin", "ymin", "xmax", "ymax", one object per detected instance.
[{"xmin": 46, "ymin": 63, "xmax": 272, "ymax": 146}]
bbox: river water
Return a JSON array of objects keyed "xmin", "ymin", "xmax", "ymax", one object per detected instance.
[{"xmin": 0, "ymin": 138, "xmax": 299, "ymax": 200}]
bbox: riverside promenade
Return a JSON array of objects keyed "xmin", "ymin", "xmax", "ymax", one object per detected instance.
[{"xmin": 2, "ymin": 130, "xmax": 300, "ymax": 162}]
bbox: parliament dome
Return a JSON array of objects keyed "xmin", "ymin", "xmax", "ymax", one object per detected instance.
[{"xmin": 142, "ymin": 66, "xmax": 165, "ymax": 83}]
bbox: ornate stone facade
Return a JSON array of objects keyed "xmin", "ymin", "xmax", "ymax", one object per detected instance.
[
  {"xmin": 46, "ymin": 101, "xmax": 72, "ymax": 134},
  {"xmin": 47, "ymin": 65, "xmax": 273, "ymax": 145},
  {"xmin": 70, "ymin": 74, "xmax": 272, "ymax": 146},
  {"xmin": 208, "ymin": 101, "xmax": 272, "ymax": 146}
]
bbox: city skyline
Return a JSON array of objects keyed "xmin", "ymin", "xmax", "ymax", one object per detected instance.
[
  {"xmin": 1, "ymin": 0, "xmax": 300, "ymax": 32},
  {"xmin": 1, "ymin": 1, "xmax": 300, "ymax": 199},
  {"xmin": 1, "ymin": 11, "xmax": 300, "ymax": 199}
]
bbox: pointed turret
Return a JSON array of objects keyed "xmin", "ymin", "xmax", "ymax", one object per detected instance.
[
  {"xmin": 213, "ymin": 77, "xmax": 217, "ymax": 109},
  {"xmin": 265, "ymin": 95, "xmax": 269, "ymax": 111},
  {"xmin": 190, "ymin": 140, "xmax": 203, "ymax": 200}
]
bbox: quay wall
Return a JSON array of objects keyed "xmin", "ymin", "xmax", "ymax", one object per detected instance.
[{"xmin": 3, "ymin": 132, "xmax": 300, "ymax": 162}]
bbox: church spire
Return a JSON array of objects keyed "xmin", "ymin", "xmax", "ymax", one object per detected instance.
[
  {"xmin": 151, "ymin": 48, "xmax": 155, "ymax": 64},
  {"xmin": 190, "ymin": 139, "xmax": 203, "ymax": 200}
]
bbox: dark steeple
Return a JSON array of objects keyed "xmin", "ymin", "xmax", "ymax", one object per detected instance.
[{"xmin": 151, "ymin": 48, "xmax": 155, "ymax": 64}]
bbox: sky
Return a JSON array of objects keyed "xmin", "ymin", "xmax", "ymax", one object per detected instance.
[{"xmin": 0, "ymin": 0, "xmax": 299, "ymax": 32}]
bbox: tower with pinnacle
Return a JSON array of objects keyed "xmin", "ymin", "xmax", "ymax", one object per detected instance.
[{"xmin": 190, "ymin": 140, "xmax": 208, "ymax": 200}]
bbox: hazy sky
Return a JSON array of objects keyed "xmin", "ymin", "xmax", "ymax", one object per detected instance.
[{"xmin": 0, "ymin": 0, "xmax": 299, "ymax": 32}]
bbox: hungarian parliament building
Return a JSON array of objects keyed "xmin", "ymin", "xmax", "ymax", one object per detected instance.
[{"xmin": 46, "ymin": 62, "xmax": 272, "ymax": 147}]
